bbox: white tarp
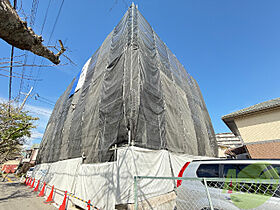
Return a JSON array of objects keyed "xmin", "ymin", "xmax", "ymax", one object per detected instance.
[
  {"xmin": 33, "ymin": 163, "xmax": 51, "ymax": 182},
  {"xmin": 169, "ymin": 153, "xmax": 212, "ymax": 177},
  {"xmin": 32, "ymin": 146, "xmax": 210, "ymax": 209},
  {"xmin": 75, "ymin": 57, "xmax": 92, "ymax": 92},
  {"xmin": 116, "ymin": 147, "xmax": 173, "ymax": 204},
  {"xmin": 46, "ymin": 158, "xmax": 82, "ymax": 192},
  {"xmin": 74, "ymin": 162, "xmax": 116, "ymax": 210}
]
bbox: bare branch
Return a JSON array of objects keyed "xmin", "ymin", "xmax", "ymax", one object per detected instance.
[
  {"xmin": 0, "ymin": 0, "xmax": 66, "ymax": 64},
  {"xmin": 56, "ymin": 40, "xmax": 66, "ymax": 57}
]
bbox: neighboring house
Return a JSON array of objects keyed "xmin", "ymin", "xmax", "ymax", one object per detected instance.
[
  {"xmin": 1, "ymin": 159, "xmax": 20, "ymax": 173},
  {"xmin": 222, "ymin": 97, "xmax": 280, "ymax": 159},
  {"xmin": 216, "ymin": 132, "xmax": 243, "ymax": 158},
  {"xmin": 18, "ymin": 144, "xmax": 40, "ymax": 173}
]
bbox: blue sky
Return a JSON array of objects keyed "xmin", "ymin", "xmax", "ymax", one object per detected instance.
[{"xmin": 0, "ymin": 0, "xmax": 280, "ymax": 146}]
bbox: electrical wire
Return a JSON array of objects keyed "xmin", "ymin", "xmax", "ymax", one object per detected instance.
[
  {"xmin": 33, "ymin": 93, "xmax": 55, "ymax": 106},
  {"xmin": 47, "ymin": 0, "xmax": 65, "ymax": 46},
  {"xmin": 33, "ymin": 0, "xmax": 64, "ymax": 91},
  {"xmin": 18, "ymin": 0, "xmax": 39, "ymax": 100}
]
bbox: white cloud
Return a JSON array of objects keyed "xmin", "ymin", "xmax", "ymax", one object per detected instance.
[
  {"xmin": 23, "ymin": 105, "xmax": 52, "ymax": 147},
  {"xmin": 30, "ymin": 130, "xmax": 44, "ymax": 139},
  {"xmin": 24, "ymin": 130, "xmax": 45, "ymax": 147},
  {"xmin": 0, "ymin": 97, "xmax": 52, "ymax": 117},
  {"xmin": 24, "ymin": 104, "xmax": 52, "ymax": 118}
]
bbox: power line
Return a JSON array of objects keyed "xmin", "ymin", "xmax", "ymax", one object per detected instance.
[
  {"xmin": 0, "ymin": 73, "xmax": 41, "ymax": 81},
  {"xmin": 33, "ymin": 0, "xmax": 65, "ymax": 90},
  {"xmin": 28, "ymin": 0, "xmax": 52, "ymax": 92},
  {"xmin": 30, "ymin": 0, "xmax": 39, "ymax": 27},
  {"xmin": 18, "ymin": 0, "xmax": 39, "ymax": 100},
  {"xmin": 33, "ymin": 93, "xmax": 55, "ymax": 106},
  {"xmin": 48, "ymin": 0, "xmax": 65, "ymax": 46},
  {"xmin": 40, "ymin": 0, "xmax": 52, "ymax": 35},
  {"xmin": 0, "ymin": 55, "xmax": 24, "ymax": 60}
]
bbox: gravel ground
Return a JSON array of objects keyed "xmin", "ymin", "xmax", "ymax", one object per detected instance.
[{"xmin": 0, "ymin": 174, "xmax": 57, "ymax": 210}]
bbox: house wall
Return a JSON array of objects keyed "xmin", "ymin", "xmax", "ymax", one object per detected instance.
[
  {"xmin": 216, "ymin": 132, "xmax": 242, "ymax": 158},
  {"xmin": 218, "ymin": 147, "xmax": 227, "ymax": 158},
  {"xmin": 30, "ymin": 148, "xmax": 39, "ymax": 164},
  {"xmin": 234, "ymin": 108, "xmax": 280, "ymax": 143}
]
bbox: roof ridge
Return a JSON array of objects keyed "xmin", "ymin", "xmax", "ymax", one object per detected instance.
[{"xmin": 222, "ymin": 97, "xmax": 280, "ymax": 119}]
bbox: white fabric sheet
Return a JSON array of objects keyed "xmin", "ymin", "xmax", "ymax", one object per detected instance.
[{"xmin": 32, "ymin": 146, "xmax": 211, "ymax": 209}]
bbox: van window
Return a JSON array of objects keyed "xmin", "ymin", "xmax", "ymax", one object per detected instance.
[
  {"xmin": 222, "ymin": 164, "xmax": 249, "ymax": 178},
  {"xmin": 196, "ymin": 164, "xmax": 219, "ymax": 178},
  {"xmin": 223, "ymin": 164, "xmax": 280, "ymax": 179},
  {"xmin": 268, "ymin": 165, "xmax": 280, "ymax": 179}
]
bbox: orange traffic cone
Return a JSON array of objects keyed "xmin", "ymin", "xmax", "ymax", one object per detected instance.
[
  {"xmin": 87, "ymin": 200, "xmax": 91, "ymax": 210},
  {"xmin": 44, "ymin": 185, "xmax": 54, "ymax": 203},
  {"xmin": 38, "ymin": 182, "xmax": 46, "ymax": 197},
  {"xmin": 30, "ymin": 179, "xmax": 35, "ymax": 188},
  {"xmin": 59, "ymin": 191, "xmax": 67, "ymax": 210},
  {"xmin": 34, "ymin": 180, "xmax": 40, "ymax": 192}
]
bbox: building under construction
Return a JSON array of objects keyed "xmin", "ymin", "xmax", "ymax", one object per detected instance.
[{"xmin": 33, "ymin": 4, "xmax": 218, "ymax": 209}]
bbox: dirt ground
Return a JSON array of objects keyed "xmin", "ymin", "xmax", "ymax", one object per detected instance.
[{"xmin": 0, "ymin": 174, "xmax": 57, "ymax": 210}]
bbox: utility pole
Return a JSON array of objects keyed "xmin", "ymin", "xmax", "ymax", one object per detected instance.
[
  {"xmin": 19, "ymin": 86, "xmax": 33, "ymax": 111},
  {"xmin": 8, "ymin": 0, "xmax": 17, "ymax": 115}
]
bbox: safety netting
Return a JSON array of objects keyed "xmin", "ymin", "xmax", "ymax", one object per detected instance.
[{"xmin": 37, "ymin": 4, "xmax": 217, "ymax": 164}]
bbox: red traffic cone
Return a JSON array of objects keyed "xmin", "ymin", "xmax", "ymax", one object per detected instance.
[
  {"xmin": 26, "ymin": 178, "xmax": 30, "ymax": 185},
  {"xmin": 34, "ymin": 180, "xmax": 40, "ymax": 192},
  {"xmin": 228, "ymin": 180, "xmax": 233, "ymax": 194},
  {"xmin": 30, "ymin": 179, "xmax": 35, "ymax": 188},
  {"xmin": 38, "ymin": 182, "xmax": 46, "ymax": 197},
  {"xmin": 24, "ymin": 177, "xmax": 27, "ymax": 184},
  {"xmin": 28, "ymin": 178, "xmax": 33, "ymax": 186},
  {"xmin": 44, "ymin": 185, "xmax": 54, "ymax": 203},
  {"xmin": 59, "ymin": 191, "xmax": 67, "ymax": 210},
  {"xmin": 87, "ymin": 200, "xmax": 91, "ymax": 210}
]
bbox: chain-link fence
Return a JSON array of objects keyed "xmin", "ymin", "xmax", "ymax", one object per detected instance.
[{"xmin": 133, "ymin": 176, "xmax": 280, "ymax": 210}]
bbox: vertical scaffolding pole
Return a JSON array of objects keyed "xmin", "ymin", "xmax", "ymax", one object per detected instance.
[{"xmin": 134, "ymin": 176, "xmax": 138, "ymax": 209}]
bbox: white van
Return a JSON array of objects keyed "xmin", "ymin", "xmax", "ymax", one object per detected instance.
[{"xmin": 176, "ymin": 159, "xmax": 280, "ymax": 210}]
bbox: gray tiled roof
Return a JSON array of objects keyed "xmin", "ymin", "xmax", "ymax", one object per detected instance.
[{"xmin": 222, "ymin": 97, "xmax": 280, "ymax": 119}]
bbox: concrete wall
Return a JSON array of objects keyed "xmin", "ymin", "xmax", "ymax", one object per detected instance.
[{"xmin": 234, "ymin": 108, "xmax": 280, "ymax": 143}]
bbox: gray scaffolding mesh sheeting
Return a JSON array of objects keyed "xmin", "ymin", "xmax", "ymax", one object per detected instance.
[{"xmin": 37, "ymin": 5, "xmax": 218, "ymax": 164}]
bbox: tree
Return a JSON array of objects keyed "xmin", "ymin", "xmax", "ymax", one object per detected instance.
[
  {"xmin": 0, "ymin": 0, "xmax": 65, "ymax": 64},
  {"xmin": 0, "ymin": 102, "xmax": 38, "ymax": 163}
]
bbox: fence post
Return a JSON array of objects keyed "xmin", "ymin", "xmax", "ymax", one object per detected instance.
[
  {"xmin": 203, "ymin": 178, "xmax": 214, "ymax": 210},
  {"xmin": 134, "ymin": 176, "xmax": 138, "ymax": 210}
]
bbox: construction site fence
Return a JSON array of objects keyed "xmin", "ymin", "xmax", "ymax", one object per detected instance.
[
  {"xmin": 22, "ymin": 176, "xmax": 99, "ymax": 210},
  {"xmin": 133, "ymin": 176, "xmax": 280, "ymax": 210}
]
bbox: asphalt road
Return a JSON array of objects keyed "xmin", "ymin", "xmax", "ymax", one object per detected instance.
[{"xmin": 0, "ymin": 174, "xmax": 57, "ymax": 210}]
